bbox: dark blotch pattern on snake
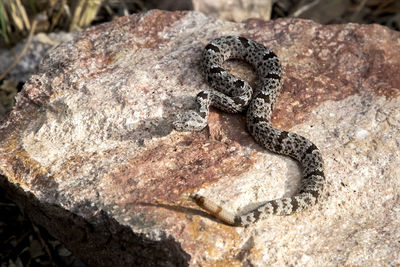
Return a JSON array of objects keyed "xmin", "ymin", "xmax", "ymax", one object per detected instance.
[{"xmin": 173, "ymin": 36, "xmax": 325, "ymax": 226}]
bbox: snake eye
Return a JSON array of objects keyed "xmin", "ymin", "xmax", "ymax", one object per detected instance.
[
  {"xmin": 205, "ymin": 44, "xmax": 220, "ymax": 53},
  {"xmin": 234, "ymin": 80, "xmax": 245, "ymax": 88},
  {"xmin": 263, "ymin": 51, "xmax": 276, "ymax": 60},
  {"xmin": 210, "ymin": 67, "xmax": 225, "ymax": 74}
]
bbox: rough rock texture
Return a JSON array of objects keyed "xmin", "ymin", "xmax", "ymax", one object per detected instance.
[
  {"xmin": 1, "ymin": 10, "xmax": 400, "ymax": 266},
  {"xmin": 0, "ymin": 32, "xmax": 74, "ymax": 118},
  {"xmin": 193, "ymin": 0, "xmax": 272, "ymax": 22}
]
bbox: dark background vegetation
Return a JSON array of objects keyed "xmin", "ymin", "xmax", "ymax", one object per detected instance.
[{"xmin": 0, "ymin": 0, "xmax": 399, "ymax": 266}]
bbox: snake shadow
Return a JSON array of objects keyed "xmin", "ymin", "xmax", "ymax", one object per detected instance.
[{"xmin": 136, "ymin": 201, "xmax": 234, "ymax": 225}]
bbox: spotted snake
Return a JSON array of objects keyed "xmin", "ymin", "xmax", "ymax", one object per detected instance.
[{"xmin": 174, "ymin": 36, "xmax": 325, "ymax": 226}]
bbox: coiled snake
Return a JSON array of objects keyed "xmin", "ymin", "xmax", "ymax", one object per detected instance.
[{"xmin": 174, "ymin": 36, "xmax": 325, "ymax": 226}]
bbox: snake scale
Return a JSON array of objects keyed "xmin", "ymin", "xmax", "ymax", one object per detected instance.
[{"xmin": 173, "ymin": 36, "xmax": 325, "ymax": 226}]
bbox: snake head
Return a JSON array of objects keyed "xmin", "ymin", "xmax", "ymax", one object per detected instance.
[{"xmin": 173, "ymin": 110, "xmax": 208, "ymax": 131}]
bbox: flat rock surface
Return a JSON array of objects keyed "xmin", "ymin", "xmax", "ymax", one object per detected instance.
[{"xmin": 1, "ymin": 10, "xmax": 400, "ymax": 266}]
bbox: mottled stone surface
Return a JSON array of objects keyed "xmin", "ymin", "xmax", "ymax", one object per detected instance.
[
  {"xmin": 193, "ymin": 0, "xmax": 272, "ymax": 22},
  {"xmin": 0, "ymin": 32, "xmax": 73, "ymax": 117},
  {"xmin": 1, "ymin": 10, "xmax": 400, "ymax": 266}
]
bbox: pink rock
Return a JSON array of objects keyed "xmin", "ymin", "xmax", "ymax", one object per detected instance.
[{"xmin": 1, "ymin": 10, "xmax": 399, "ymax": 266}]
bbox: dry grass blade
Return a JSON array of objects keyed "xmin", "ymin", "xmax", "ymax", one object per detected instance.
[
  {"xmin": 15, "ymin": 0, "xmax": 30, "ymax": 29},
  {"xmin": 50, "ymin": 0, "xmax": 68, "ymax": 31},
  {"xmin": 292, "ymin": 0, "xmax": 321, "ymax": 17},
  {"xmin": 350, "ymin": 0, "xmax": 368, "ymax": 20},
  {"xmin": 0, "ymin": 1, "xmax": 10, "ymax": 43},
  {"xmin": 0, "ymin": 19, "xmax": 37, "ymax": 81},
  {"xmin": 9, "ymin": 0, "xmax": 30, "ymax": 31},
  {"xmin": 69, "ymin": 0, "xmax": 103, "ymax": 32}
]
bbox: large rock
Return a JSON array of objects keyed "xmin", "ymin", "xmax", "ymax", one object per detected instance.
[
  {"xmin": 1, "ymin": 9, "xmax": 400, "ymax": 266},
  {"xmin": 193, "ymin": 0, "xmax": 272, "ymax": 22}
]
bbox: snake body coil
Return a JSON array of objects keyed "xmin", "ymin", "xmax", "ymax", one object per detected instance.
[{"xmin": 174, "ymin": 36, "xmax": 325, "ymax": 226}]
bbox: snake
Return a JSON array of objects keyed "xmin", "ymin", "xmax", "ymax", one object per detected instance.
[{"xmin": 173, "ymin": 36, "xmax": 325, "ymax": 226}]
